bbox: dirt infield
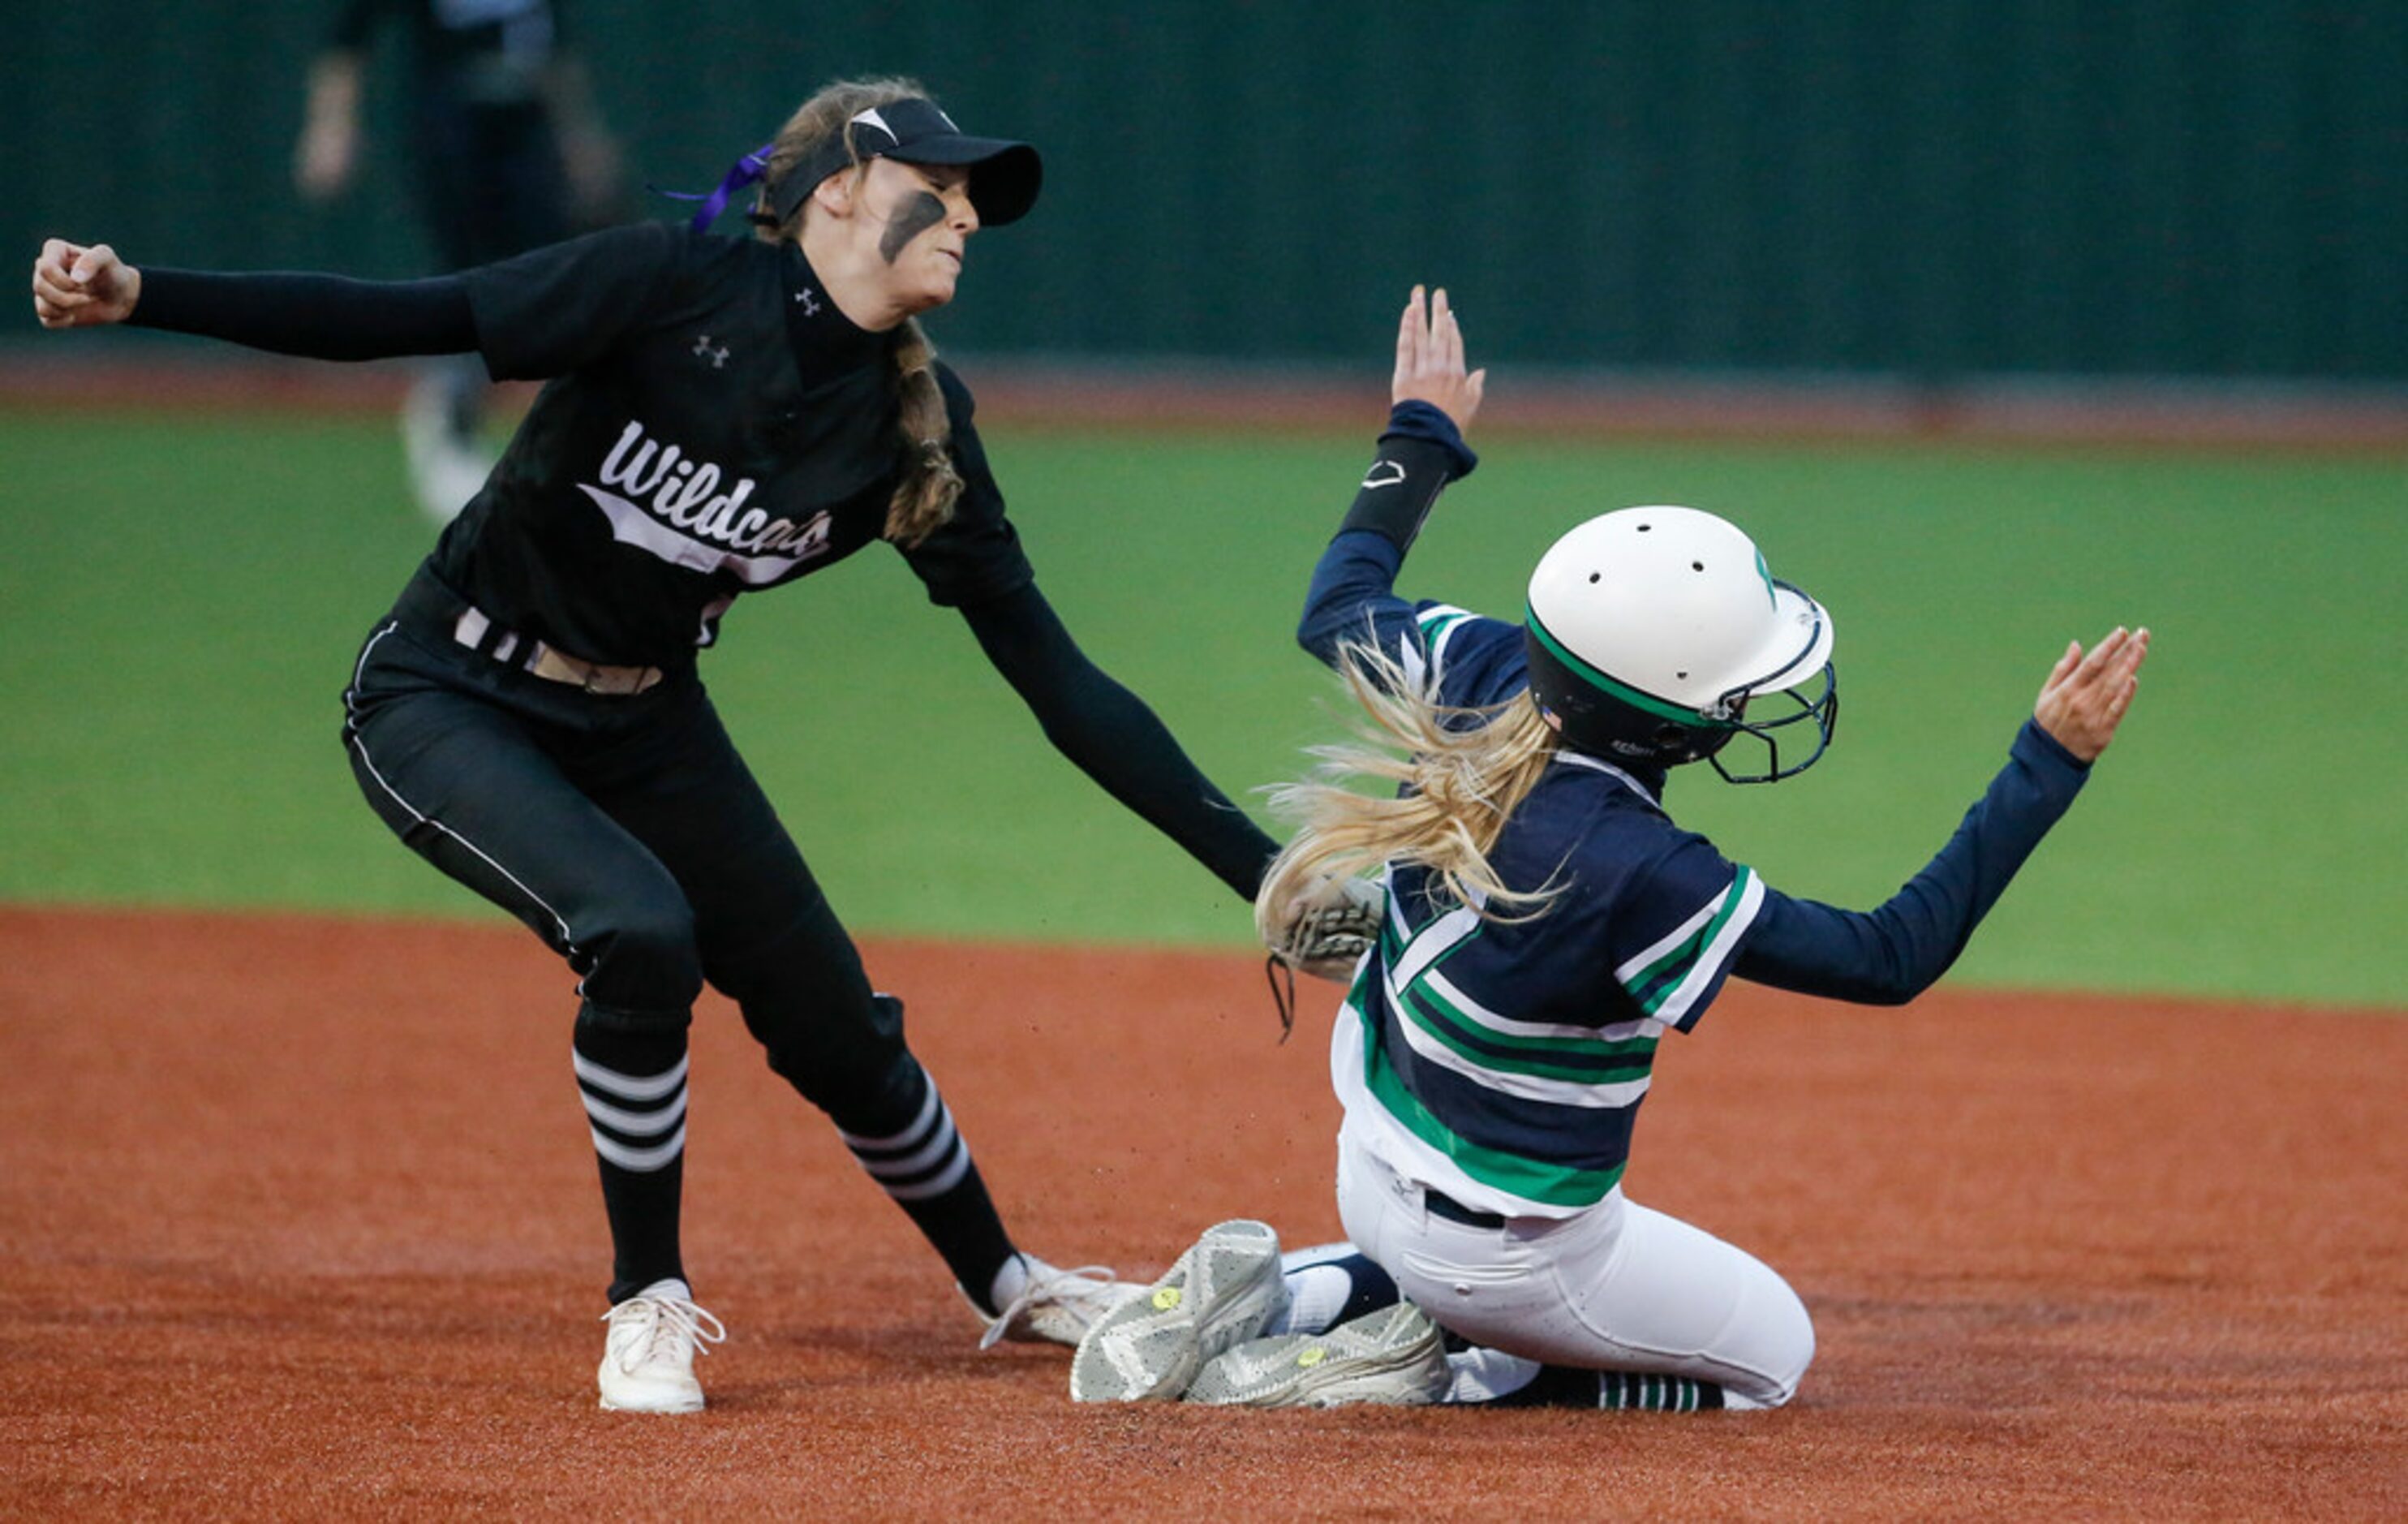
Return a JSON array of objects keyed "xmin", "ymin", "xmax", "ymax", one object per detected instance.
[{"xmin": 2, "ymin": 906, "xmax": 2402, "ymax": 1520}]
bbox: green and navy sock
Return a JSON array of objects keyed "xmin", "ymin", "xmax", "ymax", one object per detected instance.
[
  {"xmin": 1596, "ymin": 1369, "xmax": 1729, "ymax": 1411},
  {"xmin": 1460, "ymin": 1354, "xmax": 1736, "ymax": 1411}
]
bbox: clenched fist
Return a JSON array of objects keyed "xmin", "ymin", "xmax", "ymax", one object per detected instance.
[{"xmin": 31, "ymin": 239, "xmax": 141, "ymax": 329}]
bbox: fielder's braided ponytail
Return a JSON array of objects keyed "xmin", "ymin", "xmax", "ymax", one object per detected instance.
[{"xmin": 886, "ymin": 316, "xmax": 963, "ymax": 547}]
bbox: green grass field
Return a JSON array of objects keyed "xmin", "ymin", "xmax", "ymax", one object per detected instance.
[{"xmin": 2, "ymin": 407, "xmax": 2401, "ymax": 1009}]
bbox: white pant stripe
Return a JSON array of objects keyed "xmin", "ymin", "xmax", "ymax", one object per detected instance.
[{"xmin": 345, "ymin": 623, "xmax": 578, "ymax": 950}]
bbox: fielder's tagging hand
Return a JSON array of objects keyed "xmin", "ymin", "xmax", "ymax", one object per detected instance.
[{"xmin": 1270, "ymin": 874, "xmax": 1385, "ymax": 983}]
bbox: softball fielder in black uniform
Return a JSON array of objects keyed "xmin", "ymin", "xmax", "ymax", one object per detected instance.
[
  {"xmin": 34, "ymin": 78, "xmax": 1352, "ymax": 1415},
  {"xmin": 1072, "ymin": 289, "xmax": 2152, "ymax": 1411}
]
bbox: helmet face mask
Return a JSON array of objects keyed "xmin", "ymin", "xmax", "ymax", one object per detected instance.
[
  {"xmin": 1704, "ymin": 661, "xmax": 1838, "ymax": 784},
  {"xmin": 1522, "ymin": 506, "xmax": 1838, "ymax": 784}
]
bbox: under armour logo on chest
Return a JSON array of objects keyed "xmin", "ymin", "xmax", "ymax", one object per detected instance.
[
  {"xmin": 692, "ymin": 335, "xmax": 729, "ymax": 368},
  {"xmin": 794, "ymin": 287, "xmax": 822, "ymax": 316}
]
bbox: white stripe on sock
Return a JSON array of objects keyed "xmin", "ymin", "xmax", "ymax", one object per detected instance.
[
  {"xmin": 852, "ymin": 1104, "xmax": 959, "ymax": 1180},
  {"xmin": 580, "ymin": 1083, "xmax": 688, "ymax": 1139},
  {"xmin": 873, "ymin": 1143, "xmax": 972, "ymax": 1201},
  {"xmin": 591, "ymin": 1122, "xmax": 687, "ymax": 1173},
  {"xmin": 836, "ymin": 1078, "xmax": 940, "ymax": 1152},
  {"xmin": 573, "ymin": 1049, "xmax": 691, "ymax": 1103}
]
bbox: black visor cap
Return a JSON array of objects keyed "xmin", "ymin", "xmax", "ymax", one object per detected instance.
[{"xmin": 772, "ymin": 97, "xmax": 1043, "ymax": 228}]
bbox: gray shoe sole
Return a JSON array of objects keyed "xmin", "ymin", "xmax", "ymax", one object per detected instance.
[
  {"xmin": 1069, "ymin": 1220, "xmax": 1288, "ymax": 1403},
  {"xmin": 1185, "ymin": 1303, "xmax": 1449, "ymax": 1409}
]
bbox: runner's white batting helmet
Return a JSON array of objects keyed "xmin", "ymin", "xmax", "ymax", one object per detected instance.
[{"xmin": 1522, "ymin": 506, "xmax": 1838, "ymax": 782}]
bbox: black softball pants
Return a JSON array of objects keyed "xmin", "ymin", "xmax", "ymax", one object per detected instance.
[{"xmin": 340, "ymin": 603, "xmax": 984, "ymax": 1300}]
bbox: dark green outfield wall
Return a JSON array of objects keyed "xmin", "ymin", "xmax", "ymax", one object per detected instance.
[{"xmin": 8, "ymin": 2, "xmax": 2403, "ymax": 377}]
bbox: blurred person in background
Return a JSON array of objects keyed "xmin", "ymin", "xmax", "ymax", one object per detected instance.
[{"xmin": 296, "ymin": 0, "xmax": 625, "ymax": 523}]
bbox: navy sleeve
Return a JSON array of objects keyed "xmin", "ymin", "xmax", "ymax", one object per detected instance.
[
  {"xmin": 1734, "ymin": 720, "xmax": 2092, "ymax": 1003},
  {"xmin": 1296, "ymin": 528, "xmax": 1536, "ymax": 719},
  {"xmin": 1297, "ymin": 529, "xmax": 1415, "ymax": 669},
  {"xmin": 127, "ymin": 268, "xmax": 475, "ymax": 359},
  {"xmin": 462, "ymin": 222, "xmax": 686, "ymax": 381},
  {"xmin": 899, "ymin": 365, "xmax": 1038, "ymax": 607},
  {"xmin": 957, "ymin": 583, "xmax": 1278, "ymax": 901}
]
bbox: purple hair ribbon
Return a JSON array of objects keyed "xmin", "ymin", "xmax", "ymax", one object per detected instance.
[{"xmin": 656, "ymin": 141, "xmax": 778, "ymax": 233}]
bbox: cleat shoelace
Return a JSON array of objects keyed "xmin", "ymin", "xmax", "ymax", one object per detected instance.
[
  {"xmin": 602, "ymin": 1292, "xmax": 728, "ymax": 1372},
  {"xmin": 980, "ymin": 1262, "xmax": 1121, "ymax": 1350}
]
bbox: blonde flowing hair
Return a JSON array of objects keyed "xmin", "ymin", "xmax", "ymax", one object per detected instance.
[
  {"xmin": 756, "ymin": 75, "xmax": 962, "ymax": 549},
  {"xmin": 1256, "ymin": 637, "xmax": 1564, "ymax": 954}
]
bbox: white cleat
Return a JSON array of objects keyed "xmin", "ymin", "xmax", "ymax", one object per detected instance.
[
  {"xmin": 1185, "ymin": 1301, "xmax": 1449, "ymax": 1409},
  {"xmin": 974, "ymin": 1255, "xmax": 1148, "ymax": 1350},
  {"xmin": 597, "ymin": 1279, "xmax": 726, "ymax": 1414},
  {"xmin": 1069, "ymin": 1220, "xmax": 1289, "ymax": 1403}
]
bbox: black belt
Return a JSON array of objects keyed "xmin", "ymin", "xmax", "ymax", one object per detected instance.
[{"xmin": 1423, "ymin": 1188, "xmax": 1507, "ymax": 1230}]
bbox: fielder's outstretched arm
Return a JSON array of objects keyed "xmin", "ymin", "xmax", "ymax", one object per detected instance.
[
  {"xmin": 959, "ymin": 581, "xmax": 1279, "ymax": 901},
  {"xmin": 33, "ymin": 238, "xmax": 475, "ymax": 356},
  {"xmin": 35, "ymin": 223, "xmax": 695, "ymax": 371}
]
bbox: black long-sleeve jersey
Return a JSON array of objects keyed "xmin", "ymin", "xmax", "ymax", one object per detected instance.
[{"xmin": 129, "ymin": 222, "xmax": 1279, "ymax": 897}]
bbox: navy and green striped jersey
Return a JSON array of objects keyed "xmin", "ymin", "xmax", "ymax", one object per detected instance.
[
  {"xmin": 1324, "ymin": 596, "xmax": 1766, "ymax": 1216},
  {"xmin": 1301, "ymin": 417, "xmax": 2092, "ymax": 1218}
]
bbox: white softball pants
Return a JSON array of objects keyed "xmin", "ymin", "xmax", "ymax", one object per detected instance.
[{"xmin": 1335, "ymin": 1133, "xmax": 1815, "ymax": 1407}]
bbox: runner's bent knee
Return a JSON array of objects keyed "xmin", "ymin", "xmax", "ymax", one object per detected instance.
[{"xmin": 1729, "ymin": 1268, "xmax": 1814, "ymax": 1407}]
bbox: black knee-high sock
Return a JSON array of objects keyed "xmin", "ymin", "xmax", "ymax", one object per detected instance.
[
  {"xmin": 835, "ymin": 1060, "xmax": 1016, "ymax": 1310},
  {"xmin": 573, "ymin": 1012, "xmax": 690, "ymax": 1304}
]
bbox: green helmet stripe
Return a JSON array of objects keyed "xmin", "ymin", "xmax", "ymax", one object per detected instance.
[{"xmin": 1524, "ymin": 603, "xmax": 1725, "ymax": 727}]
